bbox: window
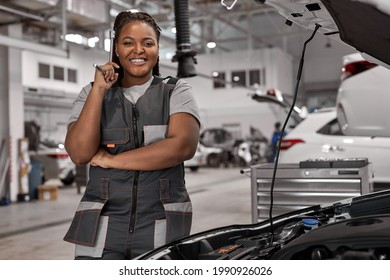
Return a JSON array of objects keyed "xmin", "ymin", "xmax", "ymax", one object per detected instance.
[
  {"xmin": 38, "ymin": 63, "xmax": 50, "ymax": 79},
  {"xmin": 249, "ymin": 68, "xmax": 266, "ymax": 86},
  {"xmin": 67, "ymin": 68, "xmax": 77, "ymax": 83},
  {"xmin": 53, "ymin": 66, "xmax": 64, "ymax": 81},
  {"xmin": 261, "ymin": 68, "xmax": 266, "ymax": 85},
  {"xmin": 249, "ymin": 69, "xmax": 260, "ymax": 86},
  {"xmin": 231, "ymin": 71, "xmax": 246, "ymax": 88},
  {"xmin": 212, "ymin": 71, "xmax": 225, "ymax": 88},
  {"xmin": 317, "ymin": 119, "xmax": 343, "ymax": 135}
]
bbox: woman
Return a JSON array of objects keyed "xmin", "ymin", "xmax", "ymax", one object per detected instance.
[{"xmin": 63, "ymin": 11, "xmax": 200, "ymax": 259}]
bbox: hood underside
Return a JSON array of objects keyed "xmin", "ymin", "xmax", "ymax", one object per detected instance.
[{"xmin": 321, "ymin": 0, "xmax": 390, "ymax": 67}]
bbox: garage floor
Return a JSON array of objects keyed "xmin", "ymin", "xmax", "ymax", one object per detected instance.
[{"xmin": 0, "ymin": 167, "xmax": 252, "ymax": 260}]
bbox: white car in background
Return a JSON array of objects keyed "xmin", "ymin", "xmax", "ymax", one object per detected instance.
[
  {"xmin": 337, "ymin": 53, "xmax": 390, "ymax": 137},
  {"xmin": 278, "ymin": 108, "xmax": 390, "ymax": 192},
  {"xmin": 184, "ymin": 143, "xmax": 223, "ymax": 171},
  {"xmin": 279, "ymin": 51, "xmax": 390, "ymax": 192}
]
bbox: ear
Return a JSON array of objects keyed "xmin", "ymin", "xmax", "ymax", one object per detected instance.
[{"xmin": 115, "ymin": 46, "xmax": 118, "ymax": 57}]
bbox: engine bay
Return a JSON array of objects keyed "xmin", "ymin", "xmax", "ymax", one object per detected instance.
[{"xmin": 138, "ymin": 190, "xmax": 390, "ymax": 260}]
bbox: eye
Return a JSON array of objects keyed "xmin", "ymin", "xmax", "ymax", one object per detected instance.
[
  {"xmin": 144, "ymin": 41, "xmax": 155, "ymax": 47},
  {"xmin": 123, "ymin": 41, "xmax": 133, "ymax": 46}
]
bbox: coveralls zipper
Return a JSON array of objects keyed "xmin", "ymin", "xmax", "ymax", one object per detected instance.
[{"xmin": 129, "ymin": 104, "xmax": 140, "ymax": 233}]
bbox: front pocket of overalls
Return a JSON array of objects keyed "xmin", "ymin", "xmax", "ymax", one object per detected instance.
[
  {"xmin": 101, "ymin": 128, "xmax": 130, "ymax": 153},
  {"xmin": 158, "ymin": 178, "xmax": 193, "ymax": 245},
  {"xmin": 63, "ymin": 201, "xmax": 106, "ymax": 246},
  {"xmin": 75, "ymin": 215, "xmax": 109, "ymax": 258},
  {"xmin": 64, "ymin": 178, "xmax": 109, "ymax": 247},
  {"xmin": 163, "ymin": 202, "xmax": 193, "ymax": 244}
]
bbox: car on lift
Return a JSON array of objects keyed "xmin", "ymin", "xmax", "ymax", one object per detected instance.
[{"xmin": 134, "ymin": 0, "xmax": 390, "ymax": 260}]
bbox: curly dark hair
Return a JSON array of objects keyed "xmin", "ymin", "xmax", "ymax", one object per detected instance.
[{"xmin": 112, "ymin": 11, "xmax": 162, "ymax": 79}]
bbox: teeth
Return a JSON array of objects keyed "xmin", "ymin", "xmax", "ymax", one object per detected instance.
[{"xmin": 131, "ymin": 59, "xmax": 145, "ymax": 63}]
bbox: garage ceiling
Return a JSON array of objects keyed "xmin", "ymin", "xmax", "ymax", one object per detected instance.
[{"xmin": 0, "ymin": 0, "xmax": 310, "ymax": 56}]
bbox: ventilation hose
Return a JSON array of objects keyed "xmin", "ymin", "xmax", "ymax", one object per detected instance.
[{"xmin": 172, "ymin": 0, "xmax": 197, "ymax": 78}]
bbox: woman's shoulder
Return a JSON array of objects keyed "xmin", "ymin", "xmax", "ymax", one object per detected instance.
[
  {"xmin": 166, "ymin": 77, "xmax": 191, "ymax": 90},
  {"xmin": 82, "ymin": 82, "xmax": 93, "ymax": 92}
]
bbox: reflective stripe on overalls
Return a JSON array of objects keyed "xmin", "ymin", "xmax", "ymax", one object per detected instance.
[{"xmin": 64, "ymin": 77, "xmax": 193, "ymax": 259}]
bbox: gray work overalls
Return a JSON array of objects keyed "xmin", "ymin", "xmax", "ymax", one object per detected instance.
[{"xmin": 64, "ymin": 77, "xmax": 193, "ymax": 259}]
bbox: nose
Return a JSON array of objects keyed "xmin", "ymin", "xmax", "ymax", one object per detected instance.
[{"xmin": 133, "ymin": 43, "xmax": 144, "ymax": 54}]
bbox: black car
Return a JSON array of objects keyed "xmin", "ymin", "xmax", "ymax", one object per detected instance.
[{"xmin": 136, "ymin": 188, "xmax": 390, "ymax": 260}]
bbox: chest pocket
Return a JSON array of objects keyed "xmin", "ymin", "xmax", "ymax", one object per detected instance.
[
  {"xmin": 143, "ymin": 125, "xmax": 167, "ymax": 146},
  {"xmin": 101, "ymin": 128, "xmax": 130, "ymax": 153}
]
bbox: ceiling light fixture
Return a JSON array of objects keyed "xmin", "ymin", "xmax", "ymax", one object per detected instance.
[{"xmin": 207, "ymin": 42, "xmax": 216, "ymax": 49}]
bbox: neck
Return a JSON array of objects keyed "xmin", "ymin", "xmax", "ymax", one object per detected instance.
[{"xmin": 121, "ymin": 73, "xmax": 153, "ymax": 88}]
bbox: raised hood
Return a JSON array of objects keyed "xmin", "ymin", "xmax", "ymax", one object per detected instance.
[{"xmin": 263, "ymin": 0, "xmax": 390, "ymax": 69}]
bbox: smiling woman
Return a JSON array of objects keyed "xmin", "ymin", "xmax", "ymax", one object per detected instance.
[
  {"xmin": 63, "ymin": 11, "xmax": 201, "ymax": 260},
  {"xmin": 112, "ymin": 12, "xmax": 161, "ymax": 87}
]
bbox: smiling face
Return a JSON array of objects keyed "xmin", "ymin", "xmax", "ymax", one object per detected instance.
[{"xmin": 115, "ymin": 21, "xmax": 159, "ymax": 87}]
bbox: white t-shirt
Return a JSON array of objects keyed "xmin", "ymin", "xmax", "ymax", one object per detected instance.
[{"xmin": 68, "ymin": 77, "xmax": 201, "ymax": 126}]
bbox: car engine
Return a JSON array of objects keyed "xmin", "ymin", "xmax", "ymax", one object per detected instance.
[{"xmin": 137, "ymin": 190, "xmax": 390, "ymax": 260}]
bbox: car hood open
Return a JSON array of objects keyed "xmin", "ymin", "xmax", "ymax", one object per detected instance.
[
  {"xmin": 263, "ymin": 0, "xmax": 390, "ymax": 68},
  {"xmin": 136, "ymin": 189, "xmax": 390, "ymax": 260}
]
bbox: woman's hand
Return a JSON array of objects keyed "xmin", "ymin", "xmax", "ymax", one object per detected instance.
[
  {"xmin": 90, "ymin": 148, "xmax": 113, "ymax": 169},
  {"xmin": 93, "ymin": 62, "xmax": 120, "ymax": 90}
]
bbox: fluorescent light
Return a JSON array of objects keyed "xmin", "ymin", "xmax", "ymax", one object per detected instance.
[
  {"xmin": 104, "ymin": 38, "xmax": 111, "ymax": 52},
  {"xmin": 207, "ymin": 41, "xmax": 216, "ymax": 49},
  {"xmin": 65, "ymin": 34, "xmax": 83, "ymax": 44},
  {"xmin": 88, "ymin": 37, "xmax": 99, "ymax": 48}
]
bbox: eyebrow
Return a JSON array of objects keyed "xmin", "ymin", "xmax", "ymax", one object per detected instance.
[{"xmin": 121, "ymin": 36, "xmax": 156, "ymax": 41}]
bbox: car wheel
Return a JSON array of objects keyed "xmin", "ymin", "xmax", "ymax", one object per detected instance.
[
  {"xmin": 61, "ymin": 171, "xmax": 75, "ymax": 186},
  {"xmin": 207, "ymin": 154, "xmax": 220, "ymax": 167}
]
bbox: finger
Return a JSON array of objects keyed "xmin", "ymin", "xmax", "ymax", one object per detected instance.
[
  {"xmin": 102, "ymin": 66, "xmax": 115, "ymax": 80},
  {"xmin": 111, "ymin": 73, "xmax": 119, "ymax": 83},
  {"xmin": 111, "ymin": 68, "xmax": 118, "ymax": 81},
  {"xmin": 108, "ymin": 61, "xmax": 120, "ymax": 69},
  {"xmin": 103, "ymin": 69, "xmax": 113, "ymax": 82}
]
